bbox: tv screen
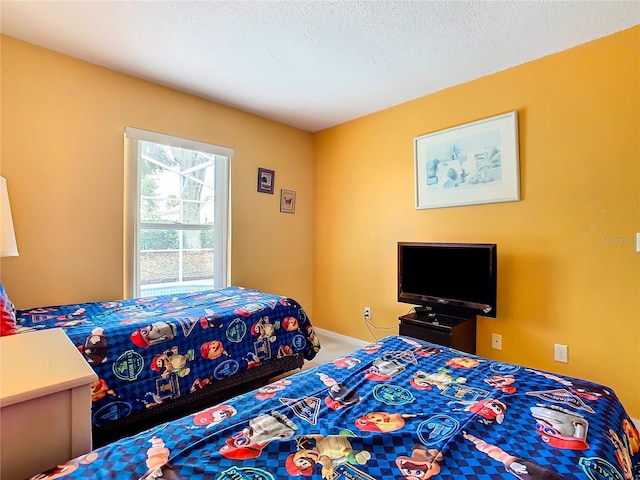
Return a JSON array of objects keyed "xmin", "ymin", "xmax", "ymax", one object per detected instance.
[{"xmin": 398, "ymin": 242, "xmax": 497, "ymax": 318}]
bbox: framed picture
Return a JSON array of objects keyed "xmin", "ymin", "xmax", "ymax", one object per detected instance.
[
  {"xmin": 414, "ymin": 111, "xmax": 520, "ymax": 209},
  {"xmin": 257, "ymin": 167, "xmax": 275, "ymax": 194},
  {"xmin": 280, "ymin": 189, "xmax": 296, "ymax": 214}
]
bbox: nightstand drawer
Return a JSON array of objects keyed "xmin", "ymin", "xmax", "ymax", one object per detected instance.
[{"xmin": 398, "ymin": 313, "xmax": 476, "ymax": 354}]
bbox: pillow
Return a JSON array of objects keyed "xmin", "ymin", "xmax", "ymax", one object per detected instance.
[{"xmin": 0, "ymin": 283, "xmax": 18, "ymax": 336}]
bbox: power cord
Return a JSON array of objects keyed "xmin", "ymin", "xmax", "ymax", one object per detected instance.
[{"xmin": 364, "ymin": 315, "xmax": 399, "ymax": 341}]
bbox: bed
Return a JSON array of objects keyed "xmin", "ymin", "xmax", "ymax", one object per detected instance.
[
  {"xmin": 14, "ymin": 286, "xmax": 320, "ymax": 447},
  {"xmin": 29, "ymin": 334, "xmax": 639, "ymax": 480}
]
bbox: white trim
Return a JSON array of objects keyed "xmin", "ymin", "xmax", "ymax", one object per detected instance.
[
  {"xmin": 123, "ymin": 136, "xmax": 140, "ymax": 298},
  {"xmin": 123, "ymin": 128, "xmax": 231, "ymax": 297},
  {"xmin": 633, "ymin": 417, "xmax": 640, "ymax": 430},
  {"xmin": 313, "ymin": 327, "xmax": 370, "ymax": 348},
  {"xmin": 213, "ymin": 155, "xmax": 230, "ymax": 286},
  {"xmin": 124, "ymin": 126, "xmax": 234, "ymax": 158}
]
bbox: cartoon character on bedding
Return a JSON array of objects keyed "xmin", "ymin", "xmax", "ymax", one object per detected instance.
[
  {"xmin": 130, "ymin": 321, "xmax": 178, "ymax": 349},
  {"xmin": 332, "ymin": 357, "xmax": 361, "ymax": 369},
  {"xmin": 410, "ymin": 368, "xmax": 466, "ymax": 391},
  {"xmin": 277, "ymin": 344, "xmax": 294, "ymax": 357},
  {"xmin": 90, "ymin": 378, "xmax": 117, "ymax": 402},
  {"xmin": 246, "ymin": 351, "xmax": 263, "ymax": 367},
  {"xmin": 462, "ymin": 431, "xmax": 566, "ymax": 480},
  {"xmin": 317, "ymin": 373, "xmax": 360, "ymax": 410},
  {"xmin": 609, "ymin": 428, "xmax": 635, "ymax": 480},
  {"xmin": 142, "ymin": 391, "xmax": 165, "ymax": 409},
  {"xmin": 621, "ymin": 418, "xmax": 640, "ymax": 453},
  {"xmin": 306, "ymin": 325, "xmax": 321, "ymax": 352},
  {"xmin": 189, "ymin": 374, "xmax": 214, "ymax": 393},
  {"xmin": 362, "ymin": 341, "xmax": 383, "ymax": 354},
  {"xmin": 465, "ymin": 398, "xmax": 508, "ymax": 424},
  {"xmin": 200, "ymin": 339, "xmax": 228, "ymax": 360},
  {"xmin": 414, "ymin": 345, "xmax": 443, "ymax": 357},
  {"xmin": 445, "ymin": 356, "xmax": 483, "ymax": 369},
  {"xmin": 255, "ymin": 378, "xmax": 292, "ymax": 400},
  {"xmin": 57, "ymin": 307, "xmax": 86, "ymax": 321},
  {"xmin": 151, "ymin": 346, "xmax": 195, "ymax": 378},
  {"xmin": 567, "ymin": 381, "xmax": 611, "ymax": 401},
  {"xmin": 484, "ymin": 373, "xmax": 517, "ymax": 394},
  {"xmin": 395, "ymin": 445, "xmax": 443, "ymax": 480},
  {"xmin": 140, "ymin": 437, "xmax": 180, "ymax": 480},
  {"xmin": 219, "ymin": 410, "xmax": 298, "ymax": 459},
  {"xmin": 235, "ymin": 303, "xmax": 265, "ymax": 317},
  {"xmin": 529, "ymin": 404, "xmax": 589, "ymax": 450},
  {"xmin": 354, "ymin": 411, "xmax": 416, "ymax": 433},
  {"xmin": 250, "ymin": 316, "xmax": 280, "ymax": 343},
  {"xmin": 285, "ymin": 430, "xmax": 371, "ymax": 478},
  {"xmin": 525, "ymin": 368, "xmax": 611, "ymax": 401},
  {"xmin": 192, "ymin": 404, "xmax": 237, "ymax": 428},
  {"xmin": 282, "ymin": 316, "xmax": 299, "ymax": 331},
  {"xmin": 199, "ymin": 309, "xmax": 224, "ymax": 329},
  {"xmin": 78, "ymin": 327, "xmax": 108, "ymax": 364},
  {"xmin": 364, "ymin": 357, "xmax": 405, "ymax": 381}
]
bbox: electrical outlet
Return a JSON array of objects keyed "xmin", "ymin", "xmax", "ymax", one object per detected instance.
[
  {"xmin": 554, "ymin": 344, "xmax": 568, "ymax": 363},
  {"xmin": 363, "ymin": 307, "xmax": 371, "ymax": 321},
  {"xmin": 491, "ymin": 333, "xmax": 502, "ymax": 350}
]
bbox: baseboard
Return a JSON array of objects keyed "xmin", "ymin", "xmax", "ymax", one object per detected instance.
[{"xmin": 314, "ymin": 327, "xmax": 370, "ymax": 348}]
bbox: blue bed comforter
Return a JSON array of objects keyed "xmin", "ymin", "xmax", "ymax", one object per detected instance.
[
  {"xmin": 16, "ymin": 286, "xmax": 320, "ymax": 430},
  {"xmin": 28, "ymin": 335, "xmax": 639, "ymax": 479}
]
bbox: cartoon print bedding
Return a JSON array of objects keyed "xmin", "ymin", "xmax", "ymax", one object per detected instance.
[
  {"xmin": 30, "ymin": 335, "xmax": 639, "ymax": 480},
  {"xmin": 16, "ymin": 286, "xmax": 320, "ymax": 434}
]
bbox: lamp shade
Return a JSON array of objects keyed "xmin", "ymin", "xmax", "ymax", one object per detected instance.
[{"xmin": 1, "ymin": 176, "xmax": 19, "ymax": 257}]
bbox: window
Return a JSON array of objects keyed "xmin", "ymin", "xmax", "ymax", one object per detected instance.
[{"xmin": 124, "ymin": 127, "xmax": 232, "ymax": 297}]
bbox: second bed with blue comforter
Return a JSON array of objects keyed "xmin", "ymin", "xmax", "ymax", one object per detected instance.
[{"xmin": 16, "ymin": 286, "xmax": 320, "ymax": 443}]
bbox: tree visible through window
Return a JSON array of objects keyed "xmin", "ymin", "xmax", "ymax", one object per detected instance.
[{"xmin": 125, "ymin": 128, "xmax": 231, "ymax": 297}]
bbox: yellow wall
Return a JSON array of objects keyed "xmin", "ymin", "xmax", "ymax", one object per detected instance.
[
  {"xmin": 0, "ymin": 35, "xmax": 315, "ymax": 314},
  {"xmin": 1, "ymin": 28, "xmax": 638, "ymax": 418},
  {"xmin": 313, "ymin": 27, "xmax": 639, "ymax": 416}
]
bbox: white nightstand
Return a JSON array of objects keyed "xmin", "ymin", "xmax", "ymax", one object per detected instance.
[{"xmin": 0, "ymin": 328, "xmax": 98, "ymax": 480}]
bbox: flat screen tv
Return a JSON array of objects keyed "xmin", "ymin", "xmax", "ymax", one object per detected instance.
[{"xmin": 398, "ymin": 242, "xmax": 497, "ymax": 318}]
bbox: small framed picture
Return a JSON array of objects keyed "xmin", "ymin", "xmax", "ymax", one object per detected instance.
[
  {"xmin": 280, "ymin": 189, "xmax": 296, "ymax": 214},
  {"xmin": 257, "ymin": 167, "xmax": 275, "ymax": 194}
]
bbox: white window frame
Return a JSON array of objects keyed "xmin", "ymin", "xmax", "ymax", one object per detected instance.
[{"xmin": 124, "ymin": 127, "xmax": 232, "ymax": 298}]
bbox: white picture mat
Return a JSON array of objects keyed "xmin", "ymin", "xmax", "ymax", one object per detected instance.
[{"xmin": 414, "ymin": 111, "xmax": 520, "ymax": 209}]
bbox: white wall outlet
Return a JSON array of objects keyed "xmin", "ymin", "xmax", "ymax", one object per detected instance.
[
  {"xmin": 636, "ymin": 233, "xmax": 640, "ymax": 252},
  {"xmin": 491, "ymin": 333, "xmax": 502, "ymax": 350},
  {"xmin": 363, "ymin": 307, "xmax": 371, "ymax": 321},
  {"xmin": 554, "ymin": 343, "xmax": 568, "ymax": 363}
]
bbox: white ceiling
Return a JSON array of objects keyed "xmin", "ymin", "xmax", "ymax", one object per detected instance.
[{"xmin": 1, "ymin": 1, "xmax": 638, "ymax": 132}]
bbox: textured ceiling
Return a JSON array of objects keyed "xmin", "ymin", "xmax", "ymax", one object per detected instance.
[{"xmin": 1, "ymin": 1, "xmax": 638, "ymax": 132}]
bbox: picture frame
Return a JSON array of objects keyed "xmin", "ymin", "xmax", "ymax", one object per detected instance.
[
  {"xmin": 414, "ymin": 111, "xmax": 520, "ymax": 209},
  {"xmin": 280, "ymin": 189, "xmax": 296, "ymax": 214},
  {"xmin": 257, "ymin": 167, "xmax": 275, "ymax": 194}
]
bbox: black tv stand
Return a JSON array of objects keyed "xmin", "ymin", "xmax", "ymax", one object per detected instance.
[{"xmin": 398, "ymin": 311, "xmax": 476, "ymax": 354}]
